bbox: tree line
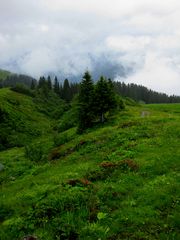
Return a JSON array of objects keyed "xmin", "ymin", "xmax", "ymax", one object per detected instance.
[
  {"xmin": 114, "ymin": 82, "xmax": 180, "ymax": 104},
  {"xmin": 32, "ymin": 76, "xmax": 79, "ymax": 102},
  {"xmin": 0, "ymin": 74, "xmax": 36, "ymax": 88},
  {"xmin": 1, "ymin": 72, "xmax": 180, "ymax": 103}
]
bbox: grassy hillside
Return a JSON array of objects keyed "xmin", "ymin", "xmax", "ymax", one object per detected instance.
[
  {"xmin": 0, "ymin": 88, "xmax": 54, "ymax": 150},
  {"xmin": 0, "ymin": 69, "xmax": 12, "ymax": 81},
  {"xmin": 0, "ymin": 92, "xmax": 179, "ymax": 239}
]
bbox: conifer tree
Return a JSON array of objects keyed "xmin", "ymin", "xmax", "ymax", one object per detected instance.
[
  {"xmin": 63, "ymin": 78, "xmax": 71, "ymax": 102},
  {"xmin": 94, "ymin": 76, "xmax": 117, "ymax": 122},
  {"xmin": 47, "ymin": 76, "xmax": 52, "ymax": 90},
  {"xmin": 53, "ymin": 76, "xmax": 60, "ymax": 95},
  {"xmin": 78, "ymin": 71, "xmax": 94, "ymax": 131},
  {"xmin": 38, "ymin": 76, "xmax": 46, "ymax": 89},
  {"xmin": 30, "ymin": 80, "xmax": 36, "ymax": 90}
]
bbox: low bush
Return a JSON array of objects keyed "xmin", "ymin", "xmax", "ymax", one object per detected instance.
[
  {"xmin": 25, "ymin": 142, "xmax": 48, "ymax": 162},
  {"xmin": 0, "ymin": 205, "xmax": 14, "ymax": 222},
  {"xmin": 56, "ymin": 107, "xmax": 78, "ymax": 132},
  {"xmin": 53, "ymin": 132, "xmax": 70, "ymax": 147}
]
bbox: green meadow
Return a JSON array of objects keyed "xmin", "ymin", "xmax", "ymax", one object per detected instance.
[{"xmin": 0, "ymin": 88, "xmax": 179, "ymax": 240}]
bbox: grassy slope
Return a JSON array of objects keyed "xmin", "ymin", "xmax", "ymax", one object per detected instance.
[
  {"xmin": 0, "ymin": 88, "xmax": 51, "ymax": 130},
  {"xmin": 0, "ymin": 98, "xmax": 179, "ymax": 239},
  {"xmin": 0, "ymin": 88, "xmax": 53, "ymax": 149}
]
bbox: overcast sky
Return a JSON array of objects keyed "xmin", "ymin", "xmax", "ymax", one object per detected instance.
[{"xmin": 0, "ymin": 0, "xmax": 180, "ymax": 95}]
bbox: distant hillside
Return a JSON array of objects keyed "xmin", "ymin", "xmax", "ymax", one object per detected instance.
[
  {"xmin": 1, "ymin": 74, "xmax": 37, "ymax": 88},
  {"xmin": 0, "ymin": 69, "xmax": 37, "ymax": 89},
  {"xmin": 0, "ymin": 69, "xmax": 12, "ymax": 81}
]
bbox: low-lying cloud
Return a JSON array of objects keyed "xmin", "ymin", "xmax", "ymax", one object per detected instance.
[{"xmin": 0, "ymin": 0, "xmax": 180, "ymax": 94}]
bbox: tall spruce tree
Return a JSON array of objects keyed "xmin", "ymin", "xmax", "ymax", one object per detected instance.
[
  {"xmin": 94, "ymin": 76, "xmax": 117, "ymax": 122},
  {"xmin": 30, "ymin": 80, "xmax": 36, "ymax": 90},
  {"xmin": 78, "ymin": 71, "xmax": 94, "ymax": 131},
  {"xmin": 63, "ymin": 79, "xmax": 71, "ymax": 102},
  {"xmin": 53, "ymin": 76, "xmax": 60, "ymax": 95},
  {"xmin": 47, "ymin": 76, "xmax": 52, "ymax": 90},
  {"xmin": 38, "ymin": 76, "xmax": 46, "ymax": 89}
]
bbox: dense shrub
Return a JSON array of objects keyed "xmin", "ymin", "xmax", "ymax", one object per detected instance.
[
  {"xmin": 56, "ymin": 107, "xmax": 78, "ymax": 132},
  {"xmin": 53, "ymin": 132, "xmax": 69, "ymax": 146},
  {"xmin": 116, "ymin": 95, "xmax": 125, "ymax": 110},
  {"xmin": 124, "ymin": 97, "xmax": 139, "ymax": 106},
  {"xmin": 34, "ymin": 89, "xmax": 67, "ymax": 119},
  {"xmin": 0, "ymin": 205, "xmax": 14, "ymax": 222},
  {"xmin": 25, "ymin": 142, "xmax": 48, "ymax": 162}
]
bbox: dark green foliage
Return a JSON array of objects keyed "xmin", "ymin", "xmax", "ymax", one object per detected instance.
[
  {"xmin": 85, "ymin": 168, "xmax": 114, "ymax": 182},
  {"xmin": 35, "ymin": 76, "xmax": 67, "ymax": 118},
  {"xmin": 0, "ymin": 204, "xmax": 14, "ymax": 222},
  {"xmin": 59, "ymin": 80, "xmax": 79, "ymax": 102},
  {"xmin": 53, "ymin": 76, "xmax": 60, "ymax": 95},
  {"xmin": 37, "ymin": 76, "xmax": 49, "ymax": 96},
  {"xmin": 94, "ymin": 77, "xmax": 117, "ymax": 122},
  {"xmin": 2, "ymin": 74, "xmax": 36, "ymax": 88},
  {"xmin": 55, "ymin": 101, "xmax": 78, "ymax": 132},
  {"xmin": 30, "ymin": 80, "xmax": 36, "ymax": 90},
  {"xmin": 62, "ymin": 79, "xmax": 71, "ymax": 102},
  {"xmin": 78, "ymin": 71, "xmax": 95, "ymax": 131},
  {"xmin": 53, "ymin": 133, "xmax": 69, "ymax": 147},
  {"xmin": 38, "ymin": 76, "xmax": 46, "ymax": 89},
  {"xmin": 11, "ymin": 83, "xmax": 34, "ymax": 97},
  {"xmin": 34, "ymin": 88, "xmax": 67, "ymax": 119},
  {"xmin": 114, "ymin": 81, "xmax": 180, "ymax": 103},
  {"xmin": 77, "ymin": 73, "xmax": 118, "ymax": 131},
  {"xmin": 56, "ymin": 110, "xmax": 77, "ymax": 131},
  {"xmin": 25, "ymin": 142, "xmax": 48, "ymax": 163},
  {"xmin": 47, "ymin": 76, "xmax": 52, "ymax": 90}
]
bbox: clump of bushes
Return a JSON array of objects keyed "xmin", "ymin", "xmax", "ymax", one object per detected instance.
[
  {"xmin": 85, "ymin": 159, "xmax": 139, "ymax": 182},
  {"xmin": 84, "ymin": 168, "xmax": 114, "ymax": 182},
  {"xmin": 119, "ymin": 159, "xmax": 139, "ymax": 171},
  {"xmin": 48, "ymin": 147, "xmax": 62, "ymax": 161},
  {"xmin": 0, "ymin": 204, "xmax": 14, "ymax": 222},
  {"xmin": 25, "ymin": 142, "xmax": 48, "ymax": 162},
  {"xmin": 56, "ymin": 107, "xmax": 78, "ymax": 132},
  {"xmin": 53, "ymin": 132, "xmax": 70, "ymax": 147},
  {"xmin": 66, "ymin": 178, "xmax": 92, "ymax": 187}
]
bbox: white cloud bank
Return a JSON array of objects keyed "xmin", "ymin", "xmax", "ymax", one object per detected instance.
[
  {"xmin": 0, "ymin": 0, "xmax": 180, "ymax": 94},
  {"xmin": 107, "ymin": 34, "xmax": 180, "ymax": 95},
  {"xmin": 125, "ymin": 53, "xmax": 180, "ymax": 95}
]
